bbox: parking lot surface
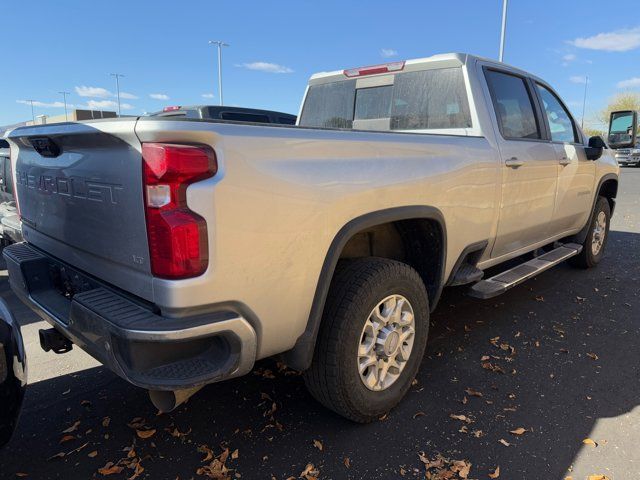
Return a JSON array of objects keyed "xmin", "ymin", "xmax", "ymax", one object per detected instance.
[{"xmin": 1, "ymin": 169, "xmax": 639, "ymax": 480}]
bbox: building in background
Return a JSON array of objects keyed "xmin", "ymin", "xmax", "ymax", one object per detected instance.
[{"xmin": 1, "ymin": 109, "xmax": 117, "ymax": 136}]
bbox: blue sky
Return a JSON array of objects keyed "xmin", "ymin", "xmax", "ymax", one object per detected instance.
[{"xmin": 2, "ymin": 0, "xmax": 639, "ymax": 129}]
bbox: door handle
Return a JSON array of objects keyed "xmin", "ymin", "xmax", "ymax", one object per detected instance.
[
  {"xmin": 505, "ymin": 157, "xmax": 524, "ymax": 168},
  {"xmin": 559, "ymin": 156, "xmax": 571, "ymax": 166}
]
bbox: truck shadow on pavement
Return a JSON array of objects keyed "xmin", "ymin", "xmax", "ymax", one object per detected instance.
[{"xmin": 1, "ymin": 230, "xmax": 638, "ymax": 480}]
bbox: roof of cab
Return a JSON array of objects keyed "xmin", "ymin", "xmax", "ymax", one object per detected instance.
[{"xmin": 307, "ymin": 52, "xmax": 539, "ymax": 85}]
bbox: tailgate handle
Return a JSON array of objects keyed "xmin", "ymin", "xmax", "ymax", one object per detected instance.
[{"xmin": 29, "ymin": 136, "xmax": 61, "ymax": 158}]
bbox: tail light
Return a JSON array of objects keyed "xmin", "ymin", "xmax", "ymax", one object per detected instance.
[
  {"xmin": 162, "ymin": 106, "xmax": 182, "ymax": 112},
  {"xmin": 142, "ymin": 143, "xmax": 217, "ymax": 279}
]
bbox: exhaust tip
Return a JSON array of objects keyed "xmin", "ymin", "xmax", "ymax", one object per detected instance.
[{"xmin": 148, "ymin": 386, "xmax": 203, "ymax": 413}]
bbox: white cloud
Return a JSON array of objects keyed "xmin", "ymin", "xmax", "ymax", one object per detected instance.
[
  {"xmin": 236, "ymin": 62, "xmax": 293, "ymax": 73},
  {"xmin": 149, "ymin": 93, "xmax": 169, "ymax": 100},
  {"xmin": 562, "ymin": 53, "xmax": 576, "ymax": 61},
  {"xmin": 75, "ymin": 85, "xmax": 112, "ymax": 98},
  {"xmin": 569, "ymin": 75, "xmax": 587, "ymax": 84},
  {"xmin": 569, "ymin": 27, "xmax": 640, "ymax": 52},
  {"xmin": 75, "ymin": 85, "xmax": 138, "ymax": 99},
  {"xmin": 617, "ymin": 77, "xmax": 640, "ymax": 89},
  {"xmin": 201, "ymin": 93, "xmax": 215, "ymax": 98},
  {"xmin": 16, "ymin": 99, "xmax": 70, "ymax": 108},
  {"xmin": 380, "ymin": 48, "xmax": 398, "ymax": 58},
  {"xmin": 84, "ymin": 99, "xmax": 134, "ymax": 111}
]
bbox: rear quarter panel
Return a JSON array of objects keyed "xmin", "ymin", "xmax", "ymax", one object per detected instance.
[{"xmin": 135, "ymin": 119, "xmax": 501, "ymax": 358}]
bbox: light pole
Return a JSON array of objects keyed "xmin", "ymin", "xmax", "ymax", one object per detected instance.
[
  {"xmin": 26, "ymin": 99, "xmax": 35, "ymax": 123},
  {"xmin": 499, "ymin": 0, "xmax": 508, "ymax": 62},
  {"xmin": 59, "ymin": 91, "xmax": 70, "ymax": 121},
  {"xmin": 110, "ymin": 73, "xmax": 125, "ymax": 116},
  {"xmin": 208, "ymin": 40, "xmax": 229, "ymax": 106},
  {"xmin": 581, "ymin": 76, "xmax": 589, "ymax": 129}
]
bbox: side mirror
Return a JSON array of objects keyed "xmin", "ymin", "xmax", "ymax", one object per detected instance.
[
  {"xmin": 585, "ymin": 136, "xmax": 606, "ymax": 161},
  {"xmin": 608, "ymin": 110, "xmax": 637, "ymax": 148}
]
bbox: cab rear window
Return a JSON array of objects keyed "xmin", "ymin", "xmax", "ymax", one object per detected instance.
[{"xmin": 299, "ymin": 67, "xmax": 471, "ymax": 131}]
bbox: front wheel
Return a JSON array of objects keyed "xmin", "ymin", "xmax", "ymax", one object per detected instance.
[
  {"xmin": 570, "ymin": 196, "xmax": 611, "ymax": 269},
  {"xmin": 304, "ymin": 257, "xmax": 429, "ymax": 423}
]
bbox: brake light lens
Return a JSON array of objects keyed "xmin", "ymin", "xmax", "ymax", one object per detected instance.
[
  {"xmin": 142, "ymin": 143, "xmax": 217, "ymax": 279},
  {"xmin": 162, "ymin": 106, "xmax": 182, "ymax": 112},
  {"xmin": 343, "ymin": 61, "xmax": 405, "ymax": 77}
]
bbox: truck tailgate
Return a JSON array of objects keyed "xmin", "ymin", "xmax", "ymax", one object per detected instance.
[{"xmin": 7, "ymin": 119, "xmax": 154, "ymax": 301}]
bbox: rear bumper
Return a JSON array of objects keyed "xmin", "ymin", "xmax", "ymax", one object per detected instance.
[{"xmin": 3, "ymin": 243, "xmax": 256, "ymax": 391}]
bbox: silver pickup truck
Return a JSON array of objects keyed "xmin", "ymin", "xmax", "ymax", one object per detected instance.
[{"xmin": 3, "ymin": 53, "xmax": 632, "ymax": 422}]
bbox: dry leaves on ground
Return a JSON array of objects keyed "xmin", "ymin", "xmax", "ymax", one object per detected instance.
[
  {"xmin": 464, "ymin": 388, "xmax": 483, "ymax": 398},
  {"xmin": 196, "ymin": 446, "xmax": 236, "ymax": 480},
  {"xmin": 135, "ymin": 429, "xmax": 156, "ymax": 439},
  {"xmin": 509, "ymin": 428, "xmax": 527, "ymax": 435},
  {"xmin": 488, "ymin": 466, "xmax": 500, "ymax": 478},
  {"xmin": 312, "ymin": 440, "xmax": 323, "ymax": 451},
  {"xmin": 583, "ymin": 438, "xmax": 598, "ymax": 447},
  {"xmin": 418, "ymin": 453, "xmax": 471, "ymax": 479},
  {"xmin": 450, "ymin": 414, "xmax": 473, "ymax": 424},
  {"xmin": 299, "ymin": 463, "xmax": 320, "ymax": 480},
  {"xmin": 498, "ymin": 439, "xmax": 511, "ymax": 447},
  {"xmin": 61, "ymin": 420, "xmax": 80, "ymax": 434}
]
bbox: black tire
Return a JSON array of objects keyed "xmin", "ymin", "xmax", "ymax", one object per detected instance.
[
  {"xmin": 569, "ymin": 196, "xmax": 611, "ymax": 269},
  {"xmin": 304, "ymin": 257, "xmax": 429, "ymax": 423}
]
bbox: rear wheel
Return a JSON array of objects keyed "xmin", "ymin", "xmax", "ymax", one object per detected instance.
[
  {"xmin": 304, "ymin": 257, "xmax": 429, "ymax": 423},
  {"xmin": 570, "ymin": 196, "xmax": 611, "ymax": 269}
]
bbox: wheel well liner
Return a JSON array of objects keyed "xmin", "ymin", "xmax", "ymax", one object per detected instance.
[{"xmin": 284, "ymin": 206, "xmax": 446, "ymax": 371}]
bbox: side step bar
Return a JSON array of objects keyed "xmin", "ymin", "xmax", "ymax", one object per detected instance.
[{"xmin": 468, "ymin": 243, "xmax": 582, "ymax": 299}]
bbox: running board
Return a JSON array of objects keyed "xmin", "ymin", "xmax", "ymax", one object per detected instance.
[{"xmin": 468, "ymin": 243, "xmax": 583, "ymax": 299}]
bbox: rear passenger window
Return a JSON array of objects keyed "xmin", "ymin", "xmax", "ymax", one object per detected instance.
[
  {"xmin": 299, "ymin": 80, "xmax": 356, "ymax": 128},
  {"xmin": 535, "ymin": 84, "xmax": 578, "ymax": 143},
  {"xmin": 391, "ymin": 68, "xmax": 472, "ymax": 130},
  {"xmin": 485, "ymin": 70, "xmax": 540, "ymax": 140}
]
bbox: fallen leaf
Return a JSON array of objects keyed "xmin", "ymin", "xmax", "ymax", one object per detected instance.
[
  {"xmin": 488, "ymin": 466, "xmax": 500, "ymax": 478},
  {"xmin": 135, "ymin": 429, "xmax": 156, "ymax": 439},
  {"xmin": 450, "ymin": 414, "xmax": 473, "ymax": 424},
  {"xmin": 198, "ymin": 444, "xmax": 214, "ymax": 462},
  {"xmin": 80, "ymin": 400, "xmax": 92, "ymax": 407},
  {"xmin": 509, "ymin": 427, "xmax": 527, "ymax": 435},
  {"xmin": 15, "ymin": 474, "xmax": 29, "ymax": 478},
  {"xmin": 413, "ymin": 411, "xmax": 426, "ymax": 418},
  {"xmin": 59, "ymin": 435, "xmax": 76, "ymax": 443},
  {"xmin": 452, "ymin": 459, "xmax": 471, "ymax": 478},
  {"xmin": 498, "ymin": 439, "xmax": 511, "ymax": 447},
  {"xmin": 299, "ymin": 463, "xmax": 319, "ymax": 479},
  {"xmin": 231, "ymin": 449, "xmax": 239, "ymax": 460},
  {"xmin": 98, "ymin": 462, "xmax": 124, "ymax": 475},
  {"xmin": 61, "ymin": 420, "xmax": 80, "ymax": 434},
  {"xmin": 102, "ymin": 417, "xmax": 110, "ymax": 428},
  {"xmin": 465, "ymin": 387, "xmax": 483, "ymax": 397},
  {"xmin": 587, "ymin": 353, "xmax": 599, "ymax": 360},
  {"xmin": 583, "ymin": 438, "xmax": 597, "ymax": 447},
  {"xmin": 88, "ymin": 451, "xmax": 98, "ymax": 458},
  {"xmin": 343, "ymin": 457, "xmax": 351, "ymax": 468},
  {"xmin": 587, "ymin": 476, "xmax": 610, "ymax": 480},
  {"xmin": 313, "ymin": 439, "xmax": 323, "ymax": 451},
  {"xmin": 47, "ymin": 452, "xmax": 65, "ymax": 461}
]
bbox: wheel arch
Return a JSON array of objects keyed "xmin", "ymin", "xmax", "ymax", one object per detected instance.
[
  {"xmin": 284, "ymin": 206, "xmax": 446, "ymax": 371},
  {"xmin": 568, "ymin": 173, "xmax": 618, "ymax": 245}
]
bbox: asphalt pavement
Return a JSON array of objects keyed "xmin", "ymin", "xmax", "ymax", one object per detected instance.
[{"xmin": 0, "ymin": 168, "xmax": 639, "ymax": 480}]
